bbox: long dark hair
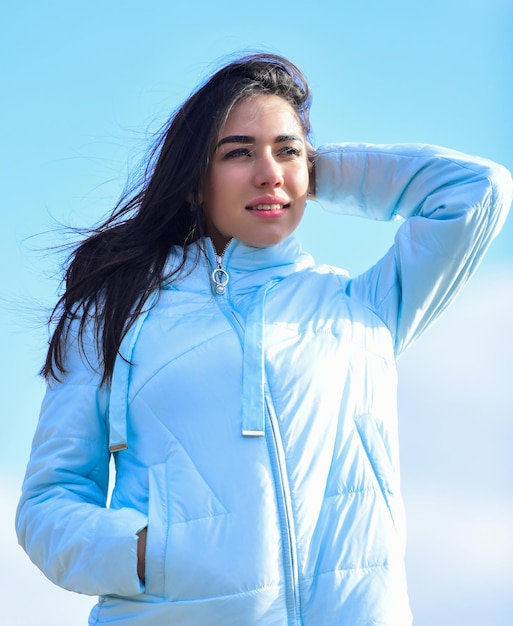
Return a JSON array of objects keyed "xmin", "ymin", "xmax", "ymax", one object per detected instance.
[{"xmin": 43, "ymin": 52, "xmax": 313, "ymax": 385}]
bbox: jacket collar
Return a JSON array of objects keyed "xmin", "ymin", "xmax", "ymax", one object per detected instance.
[{"xmin": 162, "ymin": 234, "xmax": 314, "ymax": 296}]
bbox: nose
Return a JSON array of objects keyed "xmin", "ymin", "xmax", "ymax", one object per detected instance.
[{"xmin": 254, "ymin": 152, "xmax": 284, "ymax": 188}]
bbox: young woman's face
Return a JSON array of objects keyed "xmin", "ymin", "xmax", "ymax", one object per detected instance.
[{"xmin": 202, "ymin": 94, "xmax": 311, "ymax": 252}]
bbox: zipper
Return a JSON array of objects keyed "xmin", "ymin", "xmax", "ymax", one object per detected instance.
[
  {"xmin": 211, "ymin": 241, "xmax": 231, "ymax": 295},
  {"xmin": 208, "ymin": 237, "xmax": 301, "ymax": 623},
  {"xmin": 265, "ymin": 397, "xmax": 302, "ymax": 625}
]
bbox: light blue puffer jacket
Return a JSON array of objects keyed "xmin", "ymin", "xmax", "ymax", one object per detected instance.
[{"xmin": 16, "ymin": 144, "xmax": 512, "ymax": 626}]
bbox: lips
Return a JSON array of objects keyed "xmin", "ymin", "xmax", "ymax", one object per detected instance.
[
  {"xmin": 246, "ymin": 196, "xmax": 290, "ymax": 211},
  {"xmin": 248, "ymin": 203, "xmax": 289, "ymax": 211}
]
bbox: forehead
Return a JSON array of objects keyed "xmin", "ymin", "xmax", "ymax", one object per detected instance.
[{"xmin": 219, "ymin": 94, "xmax": 305, "ymax": 137}]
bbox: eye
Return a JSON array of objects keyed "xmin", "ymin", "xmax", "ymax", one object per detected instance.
[
  {"xmin": 278, "ymin": 146, "xmax": 302, "ymax": 158},
  {"xmin": 223, "ymin": 147, "xmax": 253, "ymax": 159}
]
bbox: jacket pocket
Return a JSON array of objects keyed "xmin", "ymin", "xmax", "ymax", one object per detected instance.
[
  {"xmin": 353, "ymin": 414, "xmax": 401, "ymax": 530},
  {"xmin": 144, "ymin": 440, "xmax": 228, "ymax": 599},
  {"xmin": 144, "ymin": 461, "xmax": 169, "ymax": 598}
]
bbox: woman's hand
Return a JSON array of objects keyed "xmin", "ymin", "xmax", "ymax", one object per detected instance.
[{"xmin": 137, "ymin": 527, "xmax": 147, "ymax": 584}]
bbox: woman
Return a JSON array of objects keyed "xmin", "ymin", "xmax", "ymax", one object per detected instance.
[{"xmin": 16, "ymin": 53, "xmax": 512, "ymax": 625}]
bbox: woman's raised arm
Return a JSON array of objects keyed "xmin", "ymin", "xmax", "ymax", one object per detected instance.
[{"xmin": 314, "ymin": 143, "xmax": 512, "ymax": 354}]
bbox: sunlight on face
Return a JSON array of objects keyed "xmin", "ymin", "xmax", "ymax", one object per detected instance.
[{"xmin": 203, "ymin": 95, "xmax": 311, "ymax": 252}]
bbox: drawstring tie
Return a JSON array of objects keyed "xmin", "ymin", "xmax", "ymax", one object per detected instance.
[
  {"xmin": 108, "ymin": 291, "xmax": 159, "ymax": 452},
  {"xmin": 241, "ymin": 280, "xmax": 277, "ymax": 437}
]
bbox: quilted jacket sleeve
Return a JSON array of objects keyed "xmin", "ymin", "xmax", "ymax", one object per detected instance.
[
  {"xmin": 15, "ymin": 319, "xmax": 148, "ymax": 597},
  {"xmin": 315, "ymin": 143, "xmax": 512, "ymax": 355}
]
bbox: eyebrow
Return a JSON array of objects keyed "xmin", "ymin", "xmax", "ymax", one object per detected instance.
[{"xmin": 215, "ymin": 134, "xmax": 303, "ymax": 149}]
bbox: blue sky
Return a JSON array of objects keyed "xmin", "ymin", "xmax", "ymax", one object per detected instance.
[{"xmin": 1, "ymin": 1, "xmax": 512, "ymax": 624}]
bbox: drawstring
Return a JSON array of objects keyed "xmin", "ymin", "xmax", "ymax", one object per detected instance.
[
  {"xmin": 108, "ymin": 291, "xmax": 159, "ymax": 452},
  {"xmin": 241, "ymin": 280, "xmax": 278, "ymax": 437}
]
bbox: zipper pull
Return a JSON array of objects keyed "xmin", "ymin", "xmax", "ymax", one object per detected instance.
[{"xmin": 212, "ymin": 254, "xmax": 229, "ymax": 294}]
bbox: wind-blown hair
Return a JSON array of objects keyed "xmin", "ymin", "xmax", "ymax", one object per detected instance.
[{"xmin": 43, "ymin": 52, "xmax": 313, "ymax": 384}]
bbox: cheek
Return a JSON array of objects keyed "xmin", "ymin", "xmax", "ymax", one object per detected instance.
[
  {"xmin": 209, "ymin": 167, "xmax": 243, "ymax": 202},
  {"xmin": 293, "ymin": 162, "xmax": 311, "ymax": 193}
]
